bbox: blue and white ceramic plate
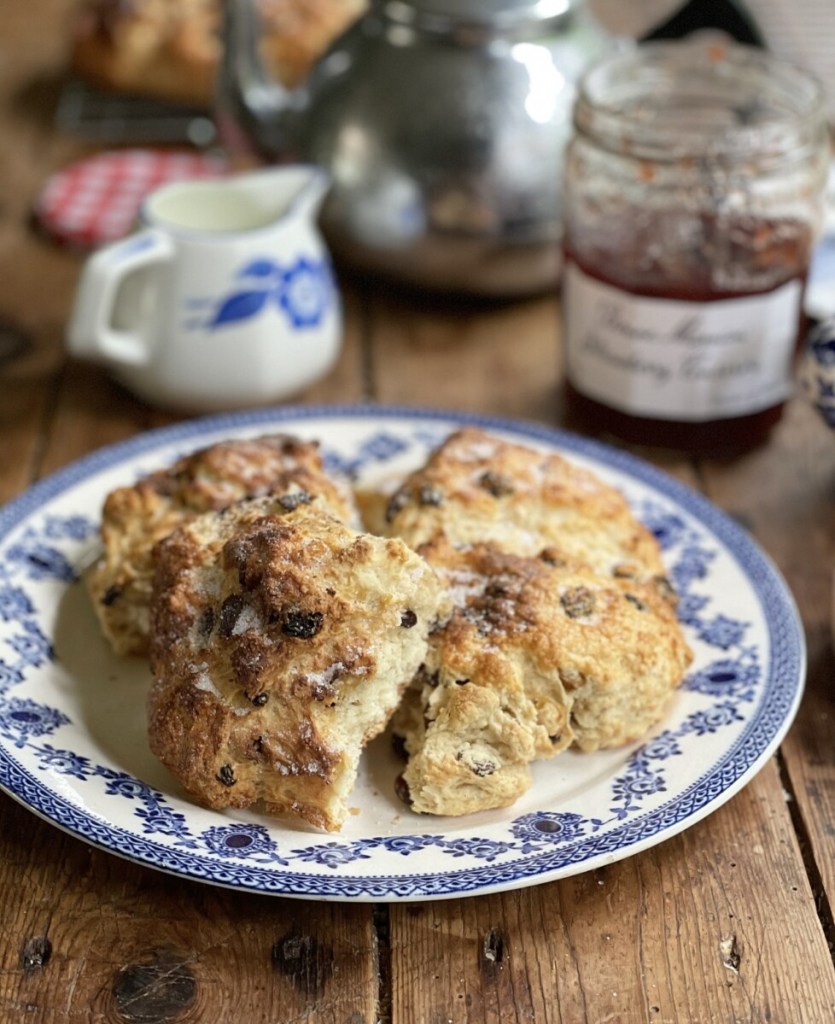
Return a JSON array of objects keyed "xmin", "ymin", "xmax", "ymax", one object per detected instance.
[{"xmin": 0, "ymin": 406, "xmax": 805, "ymax": 901}]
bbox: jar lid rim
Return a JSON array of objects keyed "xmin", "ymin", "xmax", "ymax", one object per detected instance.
[{"xmin": 574, "ymin": 40, "xmax": 827, "ymax": 162}]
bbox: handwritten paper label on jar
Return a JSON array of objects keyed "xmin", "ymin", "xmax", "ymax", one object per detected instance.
[{"xmin": 563, "ymin": 262, "xmax": 803, "ymax": 421}]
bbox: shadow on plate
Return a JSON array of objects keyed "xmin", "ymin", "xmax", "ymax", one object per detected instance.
[{"xmin": 53, "ymin": 573, "xmax": 181, "ymax": 795}]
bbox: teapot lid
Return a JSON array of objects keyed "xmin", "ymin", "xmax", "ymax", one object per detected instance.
[{"xmin": 378, "ymin": 0, "xmax": 577, "ymax": 32}]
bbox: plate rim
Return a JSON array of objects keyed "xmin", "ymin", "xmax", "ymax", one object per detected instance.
[{"xmin": 0, "ymin": 403, "xmax": 806, "ymax": 901}]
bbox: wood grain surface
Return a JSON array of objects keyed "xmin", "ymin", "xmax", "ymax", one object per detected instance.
[{"xmin": 0, "ymin": 3, "xmax": 833, "ymax": 1022}]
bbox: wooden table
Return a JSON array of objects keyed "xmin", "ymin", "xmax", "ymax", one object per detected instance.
[{"xmin": 1, "ymin": 4, "xmax": 834, "ymax": 1021}]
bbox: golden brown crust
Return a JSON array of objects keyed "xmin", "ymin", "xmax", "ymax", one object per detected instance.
[
  {"xmin": 71, "ymin": 0, "xmax": 218, "ymax": 106},
  {"xmin": 383, "ymin": 427, "xmax": 692, "ymax": 819},
  {"xmin": 394, "ymin": 537, "xmax": 692, "ymax": 816},
  {"xmin": 381, "ymin": 427, "xmax": 668, "ymax": 583},
  {"xmin": 70, "ymin": 0, "xmax": 367, "ymax": 106},
  {"xmin": 149, "ymin": 499, "xmax": 445, "ymax": 831},
  {"xmin": 87, "ymin": 434, "xmax": 358, "ymax": 657}
]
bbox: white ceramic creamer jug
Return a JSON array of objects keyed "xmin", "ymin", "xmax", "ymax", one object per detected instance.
[{"xmin": 67, "ymin": 166, "xmax": 342, "ymax": 412}]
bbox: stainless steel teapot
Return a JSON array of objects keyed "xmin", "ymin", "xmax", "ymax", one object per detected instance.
[{"xmin": 218, "ymin": 0, "xmax": 612, "ymax": 296}]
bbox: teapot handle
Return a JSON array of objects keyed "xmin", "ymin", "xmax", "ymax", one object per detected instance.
[{"xmin": 216, "ymin": 0, "xmax": 298, "ymax": 160}]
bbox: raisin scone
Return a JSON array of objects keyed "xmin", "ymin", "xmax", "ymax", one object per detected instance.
[
  {"xmin": 87, "ymin": 434, "xmax": 357, "ymax": 657},
  {"xmin": 393, "ymin": 537, "xmax": 692, "ymax": 817},
  {"xmin": 149, "ymin": 497, "xmax": 446, "ymax": 831},
  {"xmin": 380, "ymin": 427, "xmax": 667, "ymax": 584}
]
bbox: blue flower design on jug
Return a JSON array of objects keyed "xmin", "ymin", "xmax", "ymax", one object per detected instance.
[{"xmin": 206, "ymin": 256, "xmax": 332, "ymax": 331}]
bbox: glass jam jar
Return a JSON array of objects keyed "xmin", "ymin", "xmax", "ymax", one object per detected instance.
[{"xmin": 561, "ymin": 40, "xmax": 830, "ymax": 454}]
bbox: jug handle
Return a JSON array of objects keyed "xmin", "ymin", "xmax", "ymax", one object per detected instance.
[{"xmin": 67, "ymin": 229, "xmax": 175, "ymax": 369}]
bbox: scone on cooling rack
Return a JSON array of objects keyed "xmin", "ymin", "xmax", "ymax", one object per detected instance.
[
  {"xmin": 148, "ymin": 497, "xmax": 447, "ymax": 832},
  {"xmin": 392, "ymin": 538, "xmax": 692, "ymax": 817},
  {"xmin": 379, "ymin": 427, "xmax": 668, "ymax": 584},
  {"xmin": 87, "ymin": 434, "xmax": 357, "ymax": 657},
  {"xmin": 71, "ymin": 0, "xmax": 367, "ymax": 107}
]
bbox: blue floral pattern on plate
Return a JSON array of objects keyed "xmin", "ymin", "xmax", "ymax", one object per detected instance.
[{"xmin": 0, "ymin": 407, "xmax": 805, "ymax": 900}]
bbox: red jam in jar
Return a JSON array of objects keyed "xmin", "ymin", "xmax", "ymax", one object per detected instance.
[{"xmin": 561, "ymin": 41, "xmax": 829, "ymax": 455}]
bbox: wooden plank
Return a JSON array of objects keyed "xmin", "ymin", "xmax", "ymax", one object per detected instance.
[
  {"xmin": 0, "ymin": 318, "xmax": 61, "ymax": 503},
  {"xmin": 0, "ymin": 796, "xmax": 378, "ymax": 1023},
  {"xmin": 389, "ymin": 758, "xmax": 835, "ymax": 1024},
  {"xmin": 698, "ymin": 398, "xmax": 835, "ymax": 921},
  {"xmin": 782, "ymin": 653, "xmax": 835, "ymax": 904},
  {"xmin": 368, "ymin": 291, "xmax": 561, "ymax": 423},
  {"xmin": 36, "ymin": 360, "xmax": 155, "ymax": 475},
  {"xmin": 0, "ymin": 0, "xmax": 92, "ymax": 499}
]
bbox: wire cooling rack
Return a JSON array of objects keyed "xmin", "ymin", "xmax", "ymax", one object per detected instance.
[{"xmin": 55, "ymin": 78, "xmax": 217, "ymax": 148}]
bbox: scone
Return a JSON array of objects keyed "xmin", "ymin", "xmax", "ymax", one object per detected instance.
[
  {"xmin": 380, "ymin": 427, "xmax": 667, "ymax": 583},
  {"xmin": 393, "ymin": 538, "xmax": 692, "ymax": 817},
  {"xmin": 71, "ymin": 0, "xmax": 367, "ymax": 107},
  {"xmin": 71, "ymin": 0, "xmax": 219, "ymax": 107},
  {"xmin": 88, "ymin": 434, "xmax": 357, "ymax": 657},
  {"xmin": 149, "ymin": 498, "xmax": 446, "ymax": 831}
]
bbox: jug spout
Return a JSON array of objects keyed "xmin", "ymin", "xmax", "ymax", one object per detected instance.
[
  {"xmin": 236, "ymin": 165, "xmax": 332, "ymax": 226},
  {"xmin": 217, "ymin": 0, "xmax": 306, "ymax": 160},
  {"xmin": 292, "ymin": 167, "xmax": 332, "ymax": 218}
]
